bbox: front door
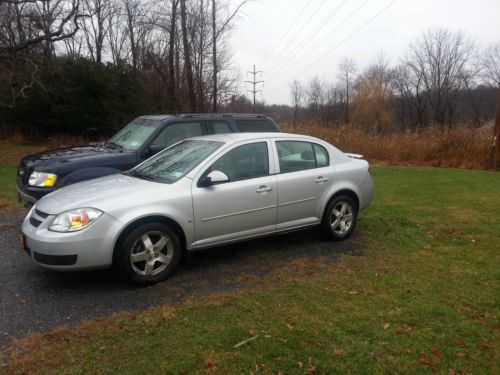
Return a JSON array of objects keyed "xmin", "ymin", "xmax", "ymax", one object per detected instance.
[{"xmin": 192, "ymin": 141, "xmax": 277, "ymax": 247}]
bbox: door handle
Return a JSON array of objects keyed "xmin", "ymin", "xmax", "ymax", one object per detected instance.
[
  {"xmin": 256, "ymin": 185, "xmax": 273, "ymax": 193},
  {"xmin": 315, "ymin": 176, "xmax": 329, "ymax": 183}
]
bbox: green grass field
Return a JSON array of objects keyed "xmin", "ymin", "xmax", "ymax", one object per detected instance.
[
  {"xmin": 1, "ymin": 159, "xmax": 499, "ymax": 374},
  {"xmin": 0, "ymin": 144, "xmax": 44, "ymax": 208}
]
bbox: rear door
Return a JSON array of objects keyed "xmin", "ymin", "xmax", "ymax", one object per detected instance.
[
  {"xmin": 274, "ymin": 140, "xmax": 334, "ymax": 230},
  {"xmin": 191, "ymin": 140, "xmax": 277, "ymax": 247}
]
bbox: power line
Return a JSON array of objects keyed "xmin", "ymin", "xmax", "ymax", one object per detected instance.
[
  {"xmin": 267, "ymin": 0, "xmax": 398, "ymax": 93},
  {"xmin": 260, "ymin": 0, "xmax": 316, "ymax": 68},
  {"xmin": 266, "ymin": 0, "xmax": 350, "ymax": 79},
  {"xmin": 264, "ymin": 0, "xmax": 329, "ymax": 73},
  {"xmin": 268, "ymin": 0, "xmax": 370, "ymax": 82}
]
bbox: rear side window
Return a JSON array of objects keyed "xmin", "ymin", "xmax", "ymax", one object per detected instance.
[
  {"xmin": 212, "ymin": 121, "xmax": 232, "ymax": 134},
  {"xmin": 276, "ymin": 141, "xmax": 330, "ymax": 173},
  {"xmin": 153, "ymin": 122, "xmax": 203, "ymax": 148},
  {"xmin": 313, "ymin": 144, "xmax": 329, "ymax": 167},
  {"xmin": 235, "ymin": 119, "xmax": 278, "ymax": 132}
]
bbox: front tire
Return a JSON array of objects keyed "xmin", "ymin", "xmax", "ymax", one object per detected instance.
[
  {"xmin": 115, "ymin": 222, "xmax": 182, "ymax": 285},
  {"xmin": 321, "ymin": 195, "xmax": 358, "ymax": 241}
]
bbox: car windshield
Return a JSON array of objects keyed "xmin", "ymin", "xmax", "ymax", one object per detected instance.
[
  {"xmin": 107, "ymin": 118, "xmax": 161, "ymax": 151},
  {"xmin": 129, "ymin": 140, "xmax": 224, "ymax": 183}
]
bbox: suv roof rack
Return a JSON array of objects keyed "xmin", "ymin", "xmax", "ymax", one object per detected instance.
[{"xmin": 176, "ymin": 113, "xmax": 266, "ymax": 119}]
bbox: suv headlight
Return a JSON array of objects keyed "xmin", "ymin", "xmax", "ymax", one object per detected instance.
[
  {"xmin": 49, "ymin": 208, "xmax": 103, "ymax": 232},
  {"xmin": 29, "ymin": 172, "xmax": 57, "ymax": 187}
]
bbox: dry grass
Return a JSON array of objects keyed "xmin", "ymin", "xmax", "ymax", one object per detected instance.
[
  {"xmin": 1, "ymin": 123, "xmax": 495, "ymax": 170},
  {"xmin": 282, "ymin": 122, "xmax": 493, "ymax": 170}
]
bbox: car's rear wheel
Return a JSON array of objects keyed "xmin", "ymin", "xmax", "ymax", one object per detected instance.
[
  {"xmin": 115, "ymin": 222, "xmax": 181, "ymax": 285},
  {"xmin": 321, "ymin": 195, "xmax": 358, "ymax": 241}
]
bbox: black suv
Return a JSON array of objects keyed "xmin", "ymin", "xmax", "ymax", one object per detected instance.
[{"xmin": 17, "ymin": 113, "xmax": 280, "ymax": 207}]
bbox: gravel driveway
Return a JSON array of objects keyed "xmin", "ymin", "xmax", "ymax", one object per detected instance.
[{"xmin": 0, "ymin": 209, "xmax": 364, "ymax": 343}]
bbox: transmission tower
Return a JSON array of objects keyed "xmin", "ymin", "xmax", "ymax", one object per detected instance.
[{"xmin": 245, "ymin": 65, "xmax": 264, "ymax": 112}]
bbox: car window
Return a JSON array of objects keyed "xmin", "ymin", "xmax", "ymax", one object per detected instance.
[
  {"xmin": 313, "ymin": 143, "xmax": 329, "ymax": 167},
  {"xmin": 152, "ymin": 122, "xmax": 203, "ymax": 148},
  {"xmin": 131, "ymin": 140, "xmax": 223, "ymax": 183},
  {"xmin": 107, "ymin": 118, "xmax": 160, "ymax": 151},
  {"xmin": 235, "ymin": 119, "xmax": 278, "ymax": 132},
  {"xmin": 276, "ymin": 141, "xmax": 329, "ymax": 173},
  {"xmin": 207, "ymin": 142, "xmax": 269, "ymax": 182},
  {"xmin": 213, "ymin": 121, "xmax": 232, "ymax": 134}
]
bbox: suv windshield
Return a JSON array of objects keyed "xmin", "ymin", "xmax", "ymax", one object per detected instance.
[
  {"xmin": 107, "ymin": 118, "xmax": 161, "ymax": 151},
  {"xmin": 129, "ymin": 140, "xmax": 223, "ymax": 183}
]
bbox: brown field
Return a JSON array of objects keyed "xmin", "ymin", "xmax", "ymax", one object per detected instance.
[
  {"xmin": 1, "ymin": 122, "xmax": 495, "ymax": 171},
  {"xmin": 281, "ymin": 122, "xmax": 494, "ymax": 170}
]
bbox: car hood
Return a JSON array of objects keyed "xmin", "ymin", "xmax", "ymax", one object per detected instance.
[
  {"xmin": 35, "ymin": 173, "xmax": 171, "ymax": 215},
  {"xmin": 21, "ymin": 144, "xmax": 127, "ymax": 171}
]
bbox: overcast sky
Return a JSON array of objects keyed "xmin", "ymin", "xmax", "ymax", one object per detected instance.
[{"xmin": 228, "ymin": 0, "xmax": 500, "ymax": 105}]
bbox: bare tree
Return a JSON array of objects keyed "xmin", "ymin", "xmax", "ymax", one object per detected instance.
[
  {"xmin": 482, "ymin": 42, "xmax": 500, "ymax": 168},
  {"xmin": 306, "ymin": 76, "xmax": 324, "ymax": 115},
  {"xmin": 408, "ymin": 28, "xmax": 476, "ymax": 127},
  {"xmin": 179, "ymin": 0, "xmax": 196, "ymax": 110},
  {"xmin": 81, "ymin": 0, "xmax": 112, "ymax": 63},
  {"xmin": 482, "ymin": 42, "xmax": 500, "ymax": 87},
  {"xmin": 0, "ymin": 0, "xmax": 82, "ymax": 107},
  {"xmin": 290, "ymin": 79, "xmax": 302, "ymax": 128},
  {"xmin": 338, "ymin": 57, "xmax": 356, "ymax": 123}
]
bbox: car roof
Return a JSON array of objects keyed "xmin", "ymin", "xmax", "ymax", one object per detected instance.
[
  {"xmin": 138, "ymin": 113, "xmax": 271, "ymax": 121},
  {"xmin": 188, "ymin": 132, "xmax": 322, "ymax": 144}
]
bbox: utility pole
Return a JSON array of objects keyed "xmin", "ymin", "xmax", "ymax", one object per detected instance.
[
  {"xmin": 245, "ymin": 65, "xmax": 264, "ymax": 112},
  {"xmin": 492, "ymin": 88, "xmax": 500, "ymax": 169}
]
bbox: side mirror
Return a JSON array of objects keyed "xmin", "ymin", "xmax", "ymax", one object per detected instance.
[
  {"xmin": 198, "ymin": 170, "xmax": 229, "ymax": 187},
  {"xmin": 144, "ymin": 144, "xmax": 164, "ymax": 157}
]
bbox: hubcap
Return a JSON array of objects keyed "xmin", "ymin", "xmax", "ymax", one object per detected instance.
[
  {"xmin": 130, "ymin": 231, "xmax": 173, "ymax": 276},
  {"xmin": 330, "ymin": 201, "xmax": 354, "ymax": 236}
]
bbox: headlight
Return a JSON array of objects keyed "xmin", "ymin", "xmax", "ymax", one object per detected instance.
[
  {"xmin": 29, "ymin": 172, "xmax": 57, "ymax": 187},
  {"xmin": 49, "ymin": 208, "xmax": 103, "ymax": 232}
]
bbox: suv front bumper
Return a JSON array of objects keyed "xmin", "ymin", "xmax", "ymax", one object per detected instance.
[{"xmin": 16, "ymin": 181, "xmax": 56, "ymax": 208}]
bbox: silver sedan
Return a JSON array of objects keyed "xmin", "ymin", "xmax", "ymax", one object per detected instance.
[{"xmin": 21, "ymin": 133, "xmax": 374, "ymax": 284}]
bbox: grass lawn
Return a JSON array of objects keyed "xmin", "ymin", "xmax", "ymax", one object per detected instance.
[
  {"xmin": 0, "ymin": 143, "xmax": 45, "ymax": 208},
  {"xmin": 1, "ymin": 162, "xmax": 499, "ymax": 373}
]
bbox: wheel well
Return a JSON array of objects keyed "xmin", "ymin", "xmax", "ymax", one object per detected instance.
[
  {"xmin": 112, "ymin": 215, "xmax": 187, "ymax": 264},
  {"xmin": 326, "ymin": 189, "xmax": 360, "ymax": 213}
]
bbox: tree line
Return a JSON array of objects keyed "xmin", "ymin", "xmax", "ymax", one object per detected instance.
[
  {"xmin": 0, "ymin": 0, "xmax": 249, "ymax": 137},
  {"xmin": 285, "ymin": 28, "xmax": 500, "ymax": 133}
]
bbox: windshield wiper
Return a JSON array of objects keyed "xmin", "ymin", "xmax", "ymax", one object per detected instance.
[
  {"xmin": 105, "ymin": 141, "xmax": 124, "ymax": 151},
  {"xmin": 124, "ymin": 170, "xmax": 155, "ymax": 181}
]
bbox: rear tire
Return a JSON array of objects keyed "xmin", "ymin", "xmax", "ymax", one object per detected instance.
[
  {"xmin": 321, "ymin": 195, "xmax": 358, "ymax": 241},
  {"xmin": 115, "ymin": 222, "xmax": 182, "ymax": 285}
]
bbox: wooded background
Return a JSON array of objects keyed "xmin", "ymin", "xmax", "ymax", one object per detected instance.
[{"xmin": 0, "ymin": 0, "xmax": 499, "ymax": 140}]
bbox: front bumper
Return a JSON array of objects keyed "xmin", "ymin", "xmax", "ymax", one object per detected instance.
[
  {"xmin": 21, "ymin": 208, "xmax": 123, "ymax": 271},
  {"xmin": 16, "ymin": 180, "xmax": 57, "ymax": 207}
]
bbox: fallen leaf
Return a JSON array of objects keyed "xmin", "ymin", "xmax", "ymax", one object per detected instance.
[
  {"xmin": 383, "ymin": 323, "xmax": 390, "ymax": 330},
  {"xmin": 334, "ymin": 349, "xmax": 345, "ymax": 356}
]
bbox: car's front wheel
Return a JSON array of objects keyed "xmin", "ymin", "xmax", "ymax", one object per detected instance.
[
  {"xmin": 321, "ymin": 195, "xmax": 358, "ymax": 241},
  {"xmin": 115, "ymin": 222, "xmax": 182, "ymax": 285}
]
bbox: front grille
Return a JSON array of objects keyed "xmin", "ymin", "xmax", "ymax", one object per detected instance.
[
  {"xmin": 33, "ymin": 252, "xmax": 77, "ymax": 266},
  {"xmin": 29, "ymin": 217, "xmax": 42, "ymax": 227},
  {"xmin": 34, "ymin": 209, "xmax": 49, "ymax": 218}
]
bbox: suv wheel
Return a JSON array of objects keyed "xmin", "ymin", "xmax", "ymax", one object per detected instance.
[
  {"xmin": 116, "ymin": 222, "xmax": 181, "ymax": 285},
  {"xmin": 321, "ymin": 195, "xmax": 358, "ymax": 241}
]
